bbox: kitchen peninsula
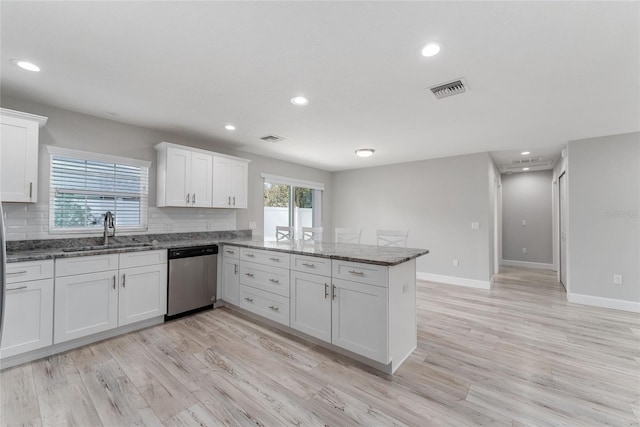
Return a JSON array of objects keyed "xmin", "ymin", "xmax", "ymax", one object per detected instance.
[{"xmin": 221, "ymin": 238, "xmax": 429, "ymax": 373}]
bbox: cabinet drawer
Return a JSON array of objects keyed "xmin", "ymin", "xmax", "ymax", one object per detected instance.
[
  {"xmin": 55, "ymin": 254, "xmax": 119, "ymax": 277},
  {"xmin": 6, "ymin": 259, "xmax": 54, "ymax": 284},
  {"xmin": 239, "ymin": 285, "xmax": 289, "ymax": 326},
  {"xmin": 239, "ymin": 262, "xmax": 290, "ymax": 297},
  {"xmin": 222, "ymin": 245, "xmax": 240, "ymax": 260},
  {"xmin": 240, "ymin": 247, "xmax": 289, "ymax": 267},
  {"xmin": 332, "ymin": 260, "xmax": 388, "ymax": 287},
  {"xmin": 119, "ymin": 250, "xmax": 167, "ymax": 268},
  {"xmin": 291, "ymin": 254, "xmax": 331, "ymax": 276}
]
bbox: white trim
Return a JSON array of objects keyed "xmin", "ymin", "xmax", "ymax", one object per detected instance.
[
  {"xmin": 501, "ymin": 259, "xmax": 556, "ymax": 270},
  {"xmin": 1, "ymin": 107, "xmax": 48, "ymax": 127},
  {"xmin": 154, "ymin": 141, "xmax": 250, "ymax": 163},
  {"xmin": 416, "ymin": 272, "xmax": 491, "ymax": 290},
  {"xmin": 47, "ymin": 145, "xmax": 151, "ymax": 168},
  {"xmin": 261, "ymin": 173, "xmax": 325, "ymax": 191},
  {"xmin": 567, "ymin": 293, "xmax": 640, "ymax": 313}
]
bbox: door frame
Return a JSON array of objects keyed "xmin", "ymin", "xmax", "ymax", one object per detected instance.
[{"xmin": 558, "ymin": 171, "xmax": 567, "ymax": 291}]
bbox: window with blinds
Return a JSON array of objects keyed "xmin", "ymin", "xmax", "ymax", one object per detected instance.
[{"xmin": 48, "ymin": 147, "xmax": 150, "ymax": 233}]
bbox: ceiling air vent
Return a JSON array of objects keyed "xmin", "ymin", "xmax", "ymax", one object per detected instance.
[
  {"xmin": 260, "ymin": 134, "xmax": 285, "ymax": 143},
  {"xmin": 429, "ymin": 78, "xmax": 468, "ymax": 99}
]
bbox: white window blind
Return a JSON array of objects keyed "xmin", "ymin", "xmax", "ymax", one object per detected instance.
[{"xmin": 48, "ymin": 147, "xmax": 150, "ymax": 233}]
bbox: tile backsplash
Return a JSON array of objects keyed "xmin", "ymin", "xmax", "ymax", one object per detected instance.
[{"xmin": 2, "ymin": 203, "xmax": 237, "ymax": 241}]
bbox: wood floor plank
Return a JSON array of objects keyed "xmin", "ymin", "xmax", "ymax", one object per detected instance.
[{"xmin": 0, "ymin": 364, "xmax": 42, "ymax": 427}]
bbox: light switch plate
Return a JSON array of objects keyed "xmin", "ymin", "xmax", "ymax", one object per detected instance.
[
  {"xmin": 522, "ymin": 248, "xmax": 527, "ymax": 254},
  {"xmin": 471, "ymin": 222, "xmax": 480, "ymax": 230},
  {"xmin": 249, "ymin": 221, "xmax": 257, "ymax": 229},
  {"xmin": 521, "ymin": 220, "xmax": 527, "ymax": 226},
  {"xmin": 453, "ymin": 259, "xmax": 459, "ymax": 267},
  {"xmin": 613, "ymin": 275, "xmax": 623, "ymax": 285}
]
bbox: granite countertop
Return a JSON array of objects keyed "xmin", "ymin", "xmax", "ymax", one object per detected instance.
[
  {"xmin": 222, "ymin": 238, "xmax": 429, "ymax": 266},
  {"xmin": 6, "ymin": 232, "xmax": 429, "ymax": 266}
]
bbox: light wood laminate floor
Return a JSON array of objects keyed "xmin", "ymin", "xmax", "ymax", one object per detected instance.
[{"xmin": 1, "ymin": 267, "xmax": 639, "ymax": 426}]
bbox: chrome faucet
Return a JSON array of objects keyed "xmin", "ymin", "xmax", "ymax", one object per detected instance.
[{"xmin": 103, "ymin": 211, "xmax": 115, "ymax": 246}]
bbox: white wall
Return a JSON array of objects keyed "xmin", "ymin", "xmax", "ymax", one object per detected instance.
[
  {"xmin": 501, "ymin": 170, "xmax": 553, "ymax": 265},
  {"xmin": 1, "ymin": 97, "xmax": 332, "ymax": 240},
  {"xmin": 331, "ymin": 152, "xmax": 493, "ymax": 286},
  {"xmin": 567, "ymin": 132, "xmax": 640, "ymax": 309}
]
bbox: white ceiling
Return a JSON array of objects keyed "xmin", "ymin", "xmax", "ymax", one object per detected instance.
[{"xmin": 1, "ymin": 2, "xmax": 638, "ymax": 172}]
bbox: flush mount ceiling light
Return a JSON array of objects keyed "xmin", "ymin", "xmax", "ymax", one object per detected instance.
[
  {"xmin": 522, "ymin": 167, "xmax": 530, "ymax": 171},
  {"xmin": 225, "ymin": 124, "xmax": 236, "ymax": 131},
  {"xmin": 11, "ymin": 59, "xmax": 41, "ymax": 72},
  {"xmin": 421, "ymin": 42, "xmax": 441, "ymax": 57},
  {"xmin": 355, "ymin": 148, "xmax": 375, "ymax": 158},
  {"xmin": 521, "ymin": 151, "xmax": 531, "ymax": 155},
  {"xmin": 290, "ymin": 96, "xmax": 309, "ymax": 106}
]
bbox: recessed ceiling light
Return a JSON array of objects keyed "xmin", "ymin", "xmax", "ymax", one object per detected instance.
[
  {"xmin": 421, "ymin": 43, "xmax": 441, "ymax": 57},
  {"xmin": 225, "ymin": 124, "xmax": 236, "ymax": 131},
  {"xmin": 290, "ymin": 96, "xmax": 309, "ymax": 106},
  {"xmin": 522, "ymin": 167, "xmax": 530, "ymax": 171},
  {"xmin": 521, "ymin": 151, "xmax": 530, "ymax": 155},
  {"xmin": 355, "ymin": 148, "xmax": 375, "ymax": 158},
  {"xmin": 11, "ymin": 59, "xmax": 41, "ymax": 72}
]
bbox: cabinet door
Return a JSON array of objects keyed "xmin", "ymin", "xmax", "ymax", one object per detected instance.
[
  {"xmin": 0, "ymin": 279, "xmax": 54, "ymax": 359},
  {"xmin": 229, "ymin": 160, "xmax": 248, "ymax": 208},
  {"xmin": 212, "ymin": 156, "xmax": 231, "ymax": 207},
  {"xmin": 331, "ymin": 278, "xmax": 389, "ymax": 364},
  {"xmin": 0, "ymin": 115, "xmax": 39, "ymax": 202},
  {"xmin": 165, "ymin": 146, "xmax": 191, "ymax": 206},
  {"xmin": 290, "ymin": 271, "xmax": 331, "ymax": 342},
  {"xmin": 54, "ymin": 271, "xmax": 119, "ymax": 344},
  {"xmin": 222, "ymin": 257, "xmax": 239, "ymax": 305},
  {"xmin": 118, "ymin": 264, "xmax": 168, "ymax": 326},
  {"xmin": 190, "ymin": 152, "xmax": 213, "ymax": 207}
]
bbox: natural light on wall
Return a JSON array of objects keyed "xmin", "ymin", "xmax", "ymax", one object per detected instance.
[{"xmin": 47, "ymin": 146, "xmax": 150, "ymax": 233}]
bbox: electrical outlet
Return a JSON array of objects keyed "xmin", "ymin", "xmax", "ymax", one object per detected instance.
[
  {"xmin": 522, "ymin": 248, "xmax": 527, "ymax": 254},
  {"xmin": 613, "ymin": 275, "xmax": 623, "ymax": 285},
  {"xmin": 165, "ymin": 223, "xmax": 173, "ymax": 231},
  {"xmin": 471, "ymin": 222, "xmax": 480, "ymax": 230},
  {"xmin": 453, "ymin": 259, "xmax": 459, "ymax": 267},
  {"xmin": 521, "ymin": 220, "xmax": 527, "ymax": 226},
  {"xmin": 249, "ymin": 221, "xmax": 257, "ymax": 229}
]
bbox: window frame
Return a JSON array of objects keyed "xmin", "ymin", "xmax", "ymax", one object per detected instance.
[{"xmin": 47, "ymin": 146, "xmax": 151, "ymax": 234}]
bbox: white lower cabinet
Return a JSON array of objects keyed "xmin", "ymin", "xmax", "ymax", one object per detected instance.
[
  {"xmin": 119, "ymin": 263, "xmax": 168, "ymax": 326},
  {"xmin": 239, "ymin": 285, "xmax": 289, "ymax": 326},
  {"xmin": 54, "ymin": 270, "xmax": 119, "ymax": 343},
  {"xmin": 331, "ymin": 278, "xmax": 388, "ymax": 364},
  {"xmin": 0, "ymin": 277, "xmax": 54, "ymax": 359},
  {"xmin": 290, "ymin": 271, "xmax": 331, "ymax": 342}
]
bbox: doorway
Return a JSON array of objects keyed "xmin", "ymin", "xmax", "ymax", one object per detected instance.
[{"xmin": 558, "ymin": 172, "xmax": 567, "ymax": 291}]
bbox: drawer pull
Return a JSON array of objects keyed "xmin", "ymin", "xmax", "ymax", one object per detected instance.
[
  {"xmin": 122, "ymin": 273, "xmax": 126, "ymax": 288},
  {"xmin": 7, "ymin": 270, "xmax": 28, "ymax": 275},
  {"xmin": 302, "ymin": 263, "xmax": 315, "ymax": 267},
  {"xmin": 244, "ymin": 297, "xmax": 254, "ymax": 302},
  {"xmin": 6, "ymin": 285, "xmax": 28, "ymax": 292},
  {"xmin": 245, "ymin": 273, "xmax": 254, "ymax": 277},
  {"xmin": 268, "ymin": 278, "xmax": 279, "ymax": 283},
  {"xmin": 269, "ymin": 257, "xmax": 280, "ymax": 262},
  {"xmin": 245, "ymin": 253, "xmax": 255, "ymax": 258},
  {"xmin": 225, "ymin": 250, "xmax": 235, "ymax": 254},
  {"xmin": 348, "ymin": 270, "xmax": 365, "ymax": 276},
  {"xmin": 113, "ymin": 275, "xmax": 116, "ymax": 290},
  {"xmin": 324, "ymin": 283, "xmax": 328, "ymax": 299},
  {"xmin": 268, "ymin": 305, "xmax": 279, "ymax": 311}
]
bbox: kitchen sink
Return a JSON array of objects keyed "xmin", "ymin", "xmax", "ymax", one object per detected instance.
[{"xmin": 61, "ymin": 242, "xmax": 156, "ymax": 252}]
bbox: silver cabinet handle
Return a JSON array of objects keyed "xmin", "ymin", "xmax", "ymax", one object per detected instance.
[
  {"xmin": 244, "ymin": 297, "xmax": 254, "ymax": 302},
  {"xmin": 302, "ymin": 263, "xmax": 315, "ymax": 267},
  {"xmin": 228, "ymin": 196, "xmax": 231, "ymax": 205},
  {"xmin": 268, "ymin": 278, "xmax": 279, "ymax": 283},
  {"xmin": 332, "ymin": 284, "xmax": 336, "ymax": 300},
  {"xmin": 245, "ymin": 272, "xmax": 254, "ymax": 277},
  {"xmin": 233, "ymin": 196, "xmax": 236, "ymax": 205},
  {"xmin": 113, "ymin": 275, "xmax": 116, "ymax": 289},
  {"xmin": 234, "ymin": 263, "xmax": 238, "ymax": 274},
  {"xmin": 324, "ymin": 283, "xmax": 328, "ymax": 299},
  {"xmin": 349, "ymin": 270, "xmax": 365, "ymax": 276},
  {"xmin": 245, "ymin": 253, "xmax": 255, "ymax": 257},
  {"xmin": 122, "ymin": 273, "xmax": 126, "ymax": 288},
  {"xmin": 269, "ymin": 305, "xmax": 279, "ymax": 311},
  {"xmin": 29, "ymin": 182, "xmax": 33, "ymax": 199},
  {"xmin": 192, "ymin": 193, "xmax": 196, "ymax": 204},
  {"xmin": 7, "ymin": 270, "xmax": 28, "ymax": 275},
  {"xmin": 225, "ymin": 250, "xmax": 235, "ymax": 254},
  {"xmin": 269, "ymin": 257, "xmax": 280, "ymax": 262},
  {"xmin": 7, "ymin": 285, "xmax": 28, "ymax": 292},
  {"xmin": 186, "ymin": 193, "xmax": 190, "ymax": 204}
]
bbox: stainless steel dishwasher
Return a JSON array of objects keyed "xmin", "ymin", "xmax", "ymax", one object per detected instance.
[{"xmin": 166, "ymin": 244, "xmax": 218, "ymax": 319}]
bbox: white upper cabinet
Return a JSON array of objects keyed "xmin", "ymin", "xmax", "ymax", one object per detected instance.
[
  {"xmin": 155, "ymin": 142, "xmax": 248, "ymax": 209},
  {"xmin": 213, "ymin": 155, "xmax": 249, "ymax": 208},
  {"xmin": 156, "ymin": 143, "xmax": 213, "ymax": 207},
  {"xmin": 0, "ymin": 108, "xmax": 48, "ymax": 203}
]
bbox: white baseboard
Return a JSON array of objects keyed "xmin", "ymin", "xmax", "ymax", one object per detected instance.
[
  {"xmin": 501, "ymin": 259, "xmax": 555, "ymax": 270},
  {"xmin": 416, "ymin": 272, "xmax": 491, "ymax": 290},
  {"xmin": 567, "ymin": 293, "xmax": 640, "ymax": 313}
]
